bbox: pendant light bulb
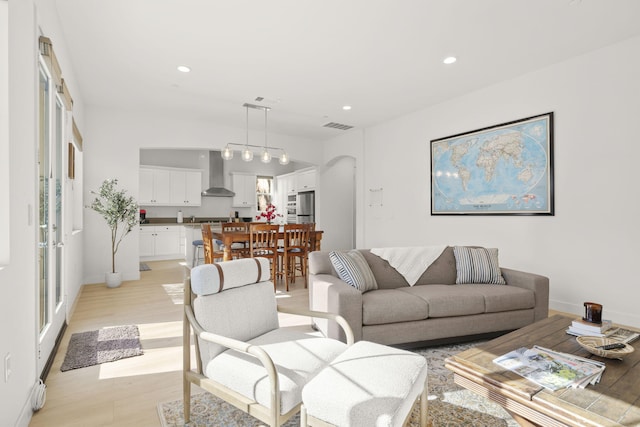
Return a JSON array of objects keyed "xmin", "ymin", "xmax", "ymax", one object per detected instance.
[
  {"xmin": 279, "ymin": 151, "xmax": 289, "ymax": 165},
  {"xmin": 240, "ymin": 104, "xmax": 253, "ymax": 161},
  {"xmin": 260, "ymin": 107, "xmax": 271, "ymax": 163},
  {"xmin": 221, "ymin": 145, "xmax": 234, "ymax": 160},
  {"xmin": 261, "ymin": 149, "xmax": 272, "ymax": 163},
  {"xmin": 241, "ymin": 148, "xmax": 253, "ymax": 162}
]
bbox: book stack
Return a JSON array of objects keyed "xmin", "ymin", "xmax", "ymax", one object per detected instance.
[
  {"xmin": 566, "ymin": 319, "xmax": 640, "ymax": 344},
  {"xmin": 566, "ymin": 318, "xmax": 613, "ymax": 337}
]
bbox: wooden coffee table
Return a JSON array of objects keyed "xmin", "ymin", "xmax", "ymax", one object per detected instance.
[{"xmin": 445, "ymin": 315, "xmax": 640, "ymax": 427}]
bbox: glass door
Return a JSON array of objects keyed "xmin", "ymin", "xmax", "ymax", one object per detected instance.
[{"xmin": 37, "ymin": 59, "xmax": 66, "ymax": 375}]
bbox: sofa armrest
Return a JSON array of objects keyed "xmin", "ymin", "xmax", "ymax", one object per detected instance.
[
  {"xmin": 501, "ymin": 267, "xmax": 549, "ymax": 322},
  {"xmin": 309, "ymin": 273, "xmax": 363, "ymax": 343}
]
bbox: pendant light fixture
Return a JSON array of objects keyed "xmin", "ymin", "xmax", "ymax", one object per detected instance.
[
  {"xmin": 261, "ymin": 107, "xmax": 272, "ymax": 163},
  {"xmin": 221, "ymin": 103, "xmax": 290, "ymax": 165},
  {"xmin": 241, "ymin": 104, "xmax": 253, "ymax": 162}
]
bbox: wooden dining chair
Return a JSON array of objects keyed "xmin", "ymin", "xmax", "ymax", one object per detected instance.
[
  {"xmin": 248, "ymin": 223, "xmax": 279, "ymax": 288},
  {"xmin": 220, "ymin": 222, "xmax": 250, "ymax": 259},
  {"xmin": 200, "ymin": 223, "xmax": 223, "ymax": 264},
  {"xmin": 279, "ymin": 223, "xmax": 312, "ymax": 291}
]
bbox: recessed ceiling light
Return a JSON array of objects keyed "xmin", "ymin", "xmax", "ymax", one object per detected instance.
[
  {"xmin": 177, "ymin": 65, "xmax": 191, "ymax": 73},
  {"xmin": 342, "ymin": 105, "xmax": 352, "ymax": 111},
  {"xmin": 443, "ymin": 56, "xmax": 457, "ymax": 65}
]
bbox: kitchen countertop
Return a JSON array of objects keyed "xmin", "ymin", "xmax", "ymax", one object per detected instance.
[{"xmin": 139, "ymin": 217, "xmax": 231, "ymax": 226}]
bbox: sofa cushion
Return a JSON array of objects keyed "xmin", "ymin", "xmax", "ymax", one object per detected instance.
[
  {"xmin": 453, "ymin": 246, "xmax": 506, "ymax": 285},
  {"xmin": 362, "ymin": 289, "xmax": 428, "ymax": 325},
  {"xmin": 458, "ymin": 284, "xmax": 535, "ymax": 312},
  {"xmin": 360, "ymin": 247, "xmax": 457, "ymax": 289},
  {"xmin": 401, "ymin": 284, "xmax": 535, "ymax": 317},
  {"xmin": 329, "ymin": 250, "xmax": 378, "ymax": 292},
  {"xmin": 400, "ymin": 285, "xmax": 486, "ymax": 318}
]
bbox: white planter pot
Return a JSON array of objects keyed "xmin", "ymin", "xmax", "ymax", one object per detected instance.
[{"xmin": 105, "ymin": 272, "xmax": 123, "ymax": 288}]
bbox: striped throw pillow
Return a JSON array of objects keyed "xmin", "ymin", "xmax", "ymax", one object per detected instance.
[
  {"xmin": 453, "ymin": 246, "xmax": 506, "ymax": 285},
  {"xmin": 329, "ymin": 250, "xmax": 378, "ymax": 292}
]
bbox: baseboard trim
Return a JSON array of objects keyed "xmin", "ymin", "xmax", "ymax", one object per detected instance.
[{"xmin": 15, "ymin": 379, "xmax": 43, "ymax": 427}]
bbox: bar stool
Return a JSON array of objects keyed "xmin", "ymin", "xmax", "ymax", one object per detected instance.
[{"xmin": 191, "ymin": 239, "xmax": 204, "ymax": 267}]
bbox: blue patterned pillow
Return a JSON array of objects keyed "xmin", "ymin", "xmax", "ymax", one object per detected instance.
[
  {"xmin": 453, "ymin": 246, "xmax": 506, "ymax": 285},
  {"xmin": 329, "ymin": 250, "xmax": 378, "ymax": 292}
]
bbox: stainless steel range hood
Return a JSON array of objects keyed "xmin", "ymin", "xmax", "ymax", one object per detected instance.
[{"xmin": 201, "ymin": 151, "xmax": 235, "ymax": 197}]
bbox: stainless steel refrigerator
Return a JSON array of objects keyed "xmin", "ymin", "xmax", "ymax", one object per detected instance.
[{"xmin": 296, "ymin": 190, "xmax": 315, "ymax": 223}]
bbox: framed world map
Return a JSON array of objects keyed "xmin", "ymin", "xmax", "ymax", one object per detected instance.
[{"xmin": 431, "ymin": 112, "xmax": 554, "ymax": 215}]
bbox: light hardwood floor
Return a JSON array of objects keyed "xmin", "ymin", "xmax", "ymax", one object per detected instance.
[{"xmin": 29, "ymin": 259, "xmax": 313, "ymax": 427}]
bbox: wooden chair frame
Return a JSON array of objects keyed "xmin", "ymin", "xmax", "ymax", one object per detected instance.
[
  {"xmin": 200, "ymin": 223, "xmax": 223, "ymax": 263},
  {"xmin": 280, "ymin": 223, "xmax": 313, "ymax": 291},
  {"xmin": 220, "ymin": 222, "xmax": 250, "ymax": 259},
  {"xmin": 183, "ymin": 270, "xmax": 354, "ymax": 427},
  {"xmin": 248, "ymin": 223, "xmax": 279, "ymax": 285}
]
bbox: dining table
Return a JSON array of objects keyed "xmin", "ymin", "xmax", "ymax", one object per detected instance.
[{"xmin": 211, "ymin": 227, "xmax": 324, "ymax": 261}]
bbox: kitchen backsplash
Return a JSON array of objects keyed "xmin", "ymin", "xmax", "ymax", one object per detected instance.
[{"xmin": 140, "ymin": 197, "xmax": 255, "ymax": 221}]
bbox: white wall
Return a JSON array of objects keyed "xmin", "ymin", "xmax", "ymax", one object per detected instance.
[
  {"xmin": 1, "ymin": 1, "xmax": 86, "ymax": 424},
  {"xmin": 318, "ymin": 129, "xmax": 365, "ymax": 250},
  {"xmin": 317, "ymin": 156, "xmax": 356, "ymax": 251},
  {"xmin": 83, "ymin": 107, "xmax": 322, "ymax": 284},
  {"xmin": 0, "ymin": 2, "xmax": 38, "ymax": 425},
  {"xmin": 346, "ymin": 35, "xmax": 640, "ymax": 327}
]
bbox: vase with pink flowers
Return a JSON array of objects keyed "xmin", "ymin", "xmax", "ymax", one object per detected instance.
[{"xmin": 255, "ymin": 203, "xmax": 282, "ymax": 224}]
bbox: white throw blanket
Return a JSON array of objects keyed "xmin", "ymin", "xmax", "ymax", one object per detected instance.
[{"xmin": 371, "ymin": 246, "xmax": 447, "ymax": 286}]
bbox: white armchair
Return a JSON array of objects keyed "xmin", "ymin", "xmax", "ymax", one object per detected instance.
[{"xmin": 183, "ymin": 257, "xmax": 354, "ymax": 427}]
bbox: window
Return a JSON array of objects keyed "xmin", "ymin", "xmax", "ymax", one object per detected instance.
[{"xmin": 256, "ymin": 175, "xmax": 273, "ymax": 211}]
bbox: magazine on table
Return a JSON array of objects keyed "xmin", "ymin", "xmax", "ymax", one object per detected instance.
[
  {"xmin": 493, "ymin": 346, "xmax": 605, "ymax": 391},
  {"xmin": 603, "ymin": 327, "xmax": 640, "ymax": 344}
]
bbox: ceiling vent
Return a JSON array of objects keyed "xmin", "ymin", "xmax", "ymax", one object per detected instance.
[{"xmin": 323, "ymin": 122, "xmax": 354, "ymax": 131}]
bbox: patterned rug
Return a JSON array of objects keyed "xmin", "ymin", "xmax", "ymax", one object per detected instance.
[
  {"xmin": 157, "ymin": 340, "xmax": 518, "ymax": 426},
  {"xmin": 61, "ymin": 325, "xmax": 143, "ymax": 372}
]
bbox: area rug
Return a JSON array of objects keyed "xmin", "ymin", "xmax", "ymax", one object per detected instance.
[
  {"xmin": 60, "ymin": 325, "xmax": 143, "ymax": 372},
  {"xmin": 140, "ymin": 262, "xmax": 151, "ymax": 271},
  {"xmin": 157, "ymin": 341, "xmax": 518, "ymax": 427}
]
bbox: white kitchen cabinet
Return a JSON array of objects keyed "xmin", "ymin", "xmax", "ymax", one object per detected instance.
[
  {"xmin": 231, "ymin": 172, "xmax": 257, "ymax": 207},
  {"xmin": 139, "ymin": 226, "xmax": 155, "ymax": 257},
  {"xmin": 285, "ymin": 173, "xmax": 297, "ymax": 195},
  {"xmin": 139, "ymin": 168, "xmax": 171, "ymax": 205},
  {"xmin": 139, "ymin": 225, "xmax": 182, "ymax": 260},
  {"xmin": 170, "ymin": 170, "xmax": 202, "ymax": 206},
  {"xmin": 296, "ymin": 169, "xmax": 316, "ymax": 191},
  {"xmin": 155, "ymin": 226, "xmax": 181, "ymax": 256}
]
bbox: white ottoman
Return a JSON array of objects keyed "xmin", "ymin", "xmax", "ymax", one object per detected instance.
[{"xmin": 301, "ymin": 341, "xmax": 428, "ymax": 427}]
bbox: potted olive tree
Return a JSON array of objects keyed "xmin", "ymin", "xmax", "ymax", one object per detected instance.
[{"xmin": 89, "ymin": 179, "xmax": 138, "ymax": 288}]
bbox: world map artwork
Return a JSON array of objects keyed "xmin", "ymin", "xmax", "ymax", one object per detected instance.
[{"xmin": 431, "ymin": 114, "xmax": 553, "ymax": 214}]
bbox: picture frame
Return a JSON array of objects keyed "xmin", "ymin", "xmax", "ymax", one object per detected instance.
[{"xmin": 430, "ymin": 112, "xmax": 554, "ymax": 215}]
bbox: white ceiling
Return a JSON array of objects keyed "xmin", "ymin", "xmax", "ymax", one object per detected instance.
[{"xmin": 53, "ymin": 0, "xmax": 640, "ymax": 141}]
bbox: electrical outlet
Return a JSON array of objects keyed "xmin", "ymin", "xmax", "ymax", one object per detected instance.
[{"xmin": 4, "ymin": 353, "xmax": 11, "ymax": 382}]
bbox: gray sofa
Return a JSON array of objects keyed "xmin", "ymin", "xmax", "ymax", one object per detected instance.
[{"xmin": 308, "ymin": 247, "xmax": 549, "ymax": 347}]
